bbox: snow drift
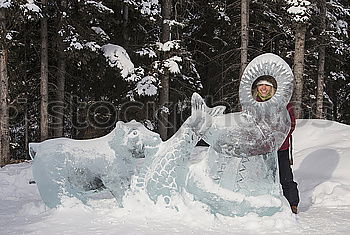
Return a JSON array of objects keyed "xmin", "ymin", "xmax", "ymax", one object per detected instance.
[{"xmin": 1, "ymin": 119, "xmax": 350, "ymax": 234}]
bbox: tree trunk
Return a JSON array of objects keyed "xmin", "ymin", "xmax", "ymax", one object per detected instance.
[
  {"xmin": 122, "ymin": 3, "xmax": 129, "ymax": 44},
  {"xmin": 240, "ymin": 0, "xmax": 249, "ymax": 78},
  {"xmin": 54, "ymin": 44, "xmax": 66, "ymax": 137},
  {"xmin": 316, "ymin": 0, "xmax": 326, "ymax": 119},
  {"xmin": 158, "ymin": 0, "xmax": 172, "ymax": 140},
  {"xmin": 53, "ymin": 0, "xmax": 67, "ymax": 138},
  {"xmin": 0, "ymin": 49, "xmax": 9, "ymax": 166},
  {"xmin": 23, "ymin": 31, "xmax": 29, "ymax": 159},
  {"xmin": 24, "ymin": 105, "xmax": 29, "ymax": 159},
  {"xmin": 332, "ymin": 83, "xmax": 338, "ymax": 121},
  {"xmin": 40, "ymin": 0, "xmax": 49, "ymax": 141},
  {"xmin": 292, "ymin": 23, "xmax": 307, "ymax": 119},
  {"xmin": 0, "ymin": 8, "xmax": 10, "ymax": 166}
]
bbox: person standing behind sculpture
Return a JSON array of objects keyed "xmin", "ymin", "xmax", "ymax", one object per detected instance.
[{"xmin": 253, "ymin": 75, "xmax": 300, "ymax": 214}]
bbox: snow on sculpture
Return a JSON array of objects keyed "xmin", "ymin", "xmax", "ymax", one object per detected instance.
[{"xmin": 29, "ymin": 53, "xmax": 293, "ymax": 216}]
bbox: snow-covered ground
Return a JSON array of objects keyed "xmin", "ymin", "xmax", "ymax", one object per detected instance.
[{"xmin": 1, "ymin": 119, "xmax": 350, "ymax": 234}]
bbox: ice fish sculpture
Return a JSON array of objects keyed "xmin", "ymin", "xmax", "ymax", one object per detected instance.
[{"xmin": 30, "ymin": 53, "xmax": 294, "ymax": 217}]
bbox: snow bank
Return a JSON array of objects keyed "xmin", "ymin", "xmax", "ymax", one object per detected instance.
[
  {"xmin": 293, "ymin": 119, "xmax": 350, "ymax": 208},
  {"xmin": 1, "ymin": 119, "xmax": 350, "ymax": 234}
]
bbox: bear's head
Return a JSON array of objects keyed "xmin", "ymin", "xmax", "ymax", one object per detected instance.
[{"xmin": 110, "ymin": 120, "xmax": 162, "ymax": 159}]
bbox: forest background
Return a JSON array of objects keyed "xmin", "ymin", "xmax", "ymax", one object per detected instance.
[{"xmin": 0, "ymin": 0, "xmax": 349, "ymax": 165}]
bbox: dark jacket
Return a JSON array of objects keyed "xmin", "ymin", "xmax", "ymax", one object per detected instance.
[{"xmin": 279, "ymin": 103, "xmax": 296, "ymax": 151}]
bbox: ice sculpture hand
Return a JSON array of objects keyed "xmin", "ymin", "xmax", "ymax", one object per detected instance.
[{"xmin": 187, "ymin": 92, "xmax": 226, "ymax": 136}]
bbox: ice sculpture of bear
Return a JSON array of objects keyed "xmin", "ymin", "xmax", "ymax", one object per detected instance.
[
  {"xmin": 29, "ymin": 121, "xmax": 162, "ymax": 208},
  {"xmin": 30, "ymin": 53, "xmax": 293, "ymax": 216}
]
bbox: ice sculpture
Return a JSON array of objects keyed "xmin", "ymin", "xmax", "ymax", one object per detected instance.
[
  {"xmin": 185, "ymin": 53, "xmax": 294, "ymax": 216},
  {"xmin": 29, "ymin": 122, "xmax": 162, "ymax": 208},
  {"xmin": 29, "ymin": 53, "xmax": 294, "ymax": 216}
]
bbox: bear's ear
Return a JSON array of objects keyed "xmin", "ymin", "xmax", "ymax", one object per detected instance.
[
  {"xmin": 29, "ymin": 143, "xmax": 39, "ymax": 159},
  {"xmin": 115, "ymin": 121, "xmax": 124, "ymax": 129},
  {"xmin": 110, "ymin": 122, "xmax": 126, "ymax": 143}
]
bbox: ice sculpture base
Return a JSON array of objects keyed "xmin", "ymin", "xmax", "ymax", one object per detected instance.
[{"xmin": 186, "ymin": 149, "xmax": 282, "ymax": 217}]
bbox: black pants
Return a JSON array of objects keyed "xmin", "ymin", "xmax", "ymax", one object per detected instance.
[{"xmin": 278, "ymin": 149, "xmax": 300, "ymax": 207}]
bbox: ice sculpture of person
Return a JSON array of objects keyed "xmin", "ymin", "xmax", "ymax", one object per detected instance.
[
  {"xmin": 253, "ymin": 75, "xmax": 299, "ymax": 214},
  {"xmin": 183, "ymin": 53, "xmax": 294, "ymax": 216}
]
